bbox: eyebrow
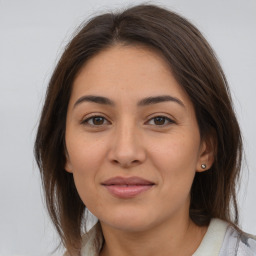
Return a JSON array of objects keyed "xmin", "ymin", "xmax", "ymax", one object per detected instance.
[{"xmin": 73, "ymin": 95, "xmax": 185, "ymax": 109}]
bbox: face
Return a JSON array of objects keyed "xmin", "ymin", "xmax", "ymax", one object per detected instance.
[{"xmin": 65, "ymin": 45, "xmax": 212, "ymax": 233}]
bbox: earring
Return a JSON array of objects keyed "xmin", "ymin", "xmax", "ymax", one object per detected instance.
[{"xmin": 201, "ymin": 164, "xmax": 206, "ymax": 169}]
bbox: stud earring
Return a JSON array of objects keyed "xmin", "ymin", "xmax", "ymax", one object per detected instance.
[{"xmin": 201, "ymin": 164, "xmax": 206, "ymax": 169}]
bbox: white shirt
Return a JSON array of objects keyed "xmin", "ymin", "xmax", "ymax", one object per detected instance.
[{"xmin": 64, "ymin": 218, "xmax": 256, "ymax": 256}]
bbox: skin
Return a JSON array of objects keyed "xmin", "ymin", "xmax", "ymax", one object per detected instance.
[{"xmin": 65, "ymin": 45, "xmax": 214, "ymax": 256}]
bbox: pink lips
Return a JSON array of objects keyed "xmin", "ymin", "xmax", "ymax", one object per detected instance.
[{"xmin": 102, "ymin": 176, "xmax": 155, "ymax": 198}]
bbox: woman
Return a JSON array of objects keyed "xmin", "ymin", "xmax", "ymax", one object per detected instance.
[{"xmin": 34, "ymin": 4, "xmax": 256, "ymax": 256}]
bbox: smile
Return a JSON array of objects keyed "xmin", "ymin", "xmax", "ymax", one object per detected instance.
[{"xmin": 102, "ymin": 176, "xmax": 155, "ymax": 199}]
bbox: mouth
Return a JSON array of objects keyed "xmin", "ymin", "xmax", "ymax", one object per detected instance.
[{"xmin": 101, "ymin": 176, "xmax": 155, "ymax": 198}]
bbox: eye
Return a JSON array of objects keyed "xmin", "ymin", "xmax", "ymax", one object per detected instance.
[
  {"xmin": 147, "ymin": 116, "xmax": 174, "ymax": 126},
  {"xmin": 81, "ymin": 116, "xmax": 110, "ymax": 126}
]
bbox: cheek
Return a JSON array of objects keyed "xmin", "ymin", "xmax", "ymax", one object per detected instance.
[
  {"xmin": 149, "ymin": 134, "xmax": 200, "ymax": 170},
  {"xmin": 66, "ymin": 132, "xmax": 107, "ymax": 172},
  {"xmin": 65, "ymin": 134, "xmax": 108, "ymax": 202},
  {"xmin": 148, "ymin": 134, "xmax": 200, "ymax": 193}
]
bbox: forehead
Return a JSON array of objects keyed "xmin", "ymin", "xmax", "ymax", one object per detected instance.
[
  {"xmin": 75, "ymin": 44, "xmax": 171, "ymax": 82},
  {"xmin": 70, "ymin": 44, "xmax": 192, "ymax": 108}
]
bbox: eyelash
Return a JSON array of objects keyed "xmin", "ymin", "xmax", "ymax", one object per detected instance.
[{"xmin": 81, "ymin": 115, "xmax": 175, "ymax": 127}]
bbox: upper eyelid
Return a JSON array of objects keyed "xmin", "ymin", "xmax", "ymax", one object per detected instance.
[
  {"xmin": 81, "ymin": 113, "xmax": 111, "ymax": 122},
  {"xmin": 81, "ymin": 115, "xmax": 110, "ymax": 126},
  {"xmin": 146, "ymin": 116, "xmax": 175, "ymax": 125}
]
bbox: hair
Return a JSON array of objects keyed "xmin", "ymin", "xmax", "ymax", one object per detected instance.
[{"xmin": 34, "ymin": 3, "xmax": 243, "ymax": 255}]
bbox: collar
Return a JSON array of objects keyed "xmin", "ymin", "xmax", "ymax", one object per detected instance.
[{"xmin": 79, "ymin": 218, "xmax": 229, "ymax": 256}]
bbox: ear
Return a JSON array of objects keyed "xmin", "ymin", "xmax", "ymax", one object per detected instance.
[
  {"xmin": 196, "ymin": 135, "xmax": 216, "ymax": 173},
  {"xmin": 64, "ymin": 149, "xmax": 73, "ymax": 173},
  {"xmin": 65, "ymin": 159, "xmax": 73, "ymax": 173}
]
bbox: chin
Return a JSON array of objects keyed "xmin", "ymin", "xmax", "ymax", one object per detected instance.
[
  {"xmin": 105, "ymin": 220, "xmax": 153, "ymax": 233},
  {"xmin": 99, "ymin": 208, "xmax": 160, "ymax": 233}
]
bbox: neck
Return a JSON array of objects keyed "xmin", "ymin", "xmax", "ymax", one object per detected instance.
[{"xmin": 99, "ymin": 215, "xmax": 207, "ymax": 256}]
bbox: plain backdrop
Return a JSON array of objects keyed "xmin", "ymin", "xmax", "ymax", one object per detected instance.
[{"xmin": 0, "ymin": 0, "xmax": 256, "ymax": 255}]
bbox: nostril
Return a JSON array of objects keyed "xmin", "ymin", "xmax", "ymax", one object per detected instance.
[{"xmin": 111, "ymin": 159, "xmax": 140, "ymax": 168}]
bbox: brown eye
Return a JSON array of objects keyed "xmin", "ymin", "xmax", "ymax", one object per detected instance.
[
  {"xmin": 82, "ymin": 116, "xmax": 109, "ymax": 126},
  {"xmin": 154, "ymin": 117, "xmax": 166, "ymax": 125},
  {"xmin": 147, "ymin": 116, "xmax": 174, "ymax": 126},
  {"xmin": 92, "ymin": 116, "xmax": 105, "ymax": 125}
]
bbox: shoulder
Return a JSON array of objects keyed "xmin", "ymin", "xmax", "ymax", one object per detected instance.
[
  {"xmin": 193, "ymin": 218, "xmax": 256, "ymax": 256},
  {"xmin": 63, "ymin": 222, "xmax": 103, "ymax": 256},
  {"xmin": 219, "ymin": 224, "xmax": 256, "ymax": 256}
]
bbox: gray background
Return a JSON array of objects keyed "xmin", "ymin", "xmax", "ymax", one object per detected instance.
[{"xmin": 0, "ymin": 0, "xmax": 255, "ymax": 255}]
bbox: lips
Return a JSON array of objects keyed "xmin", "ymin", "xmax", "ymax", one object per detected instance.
[{"xmin": 102, "ymin": 176, "xmax": 155, "ymax": 198}]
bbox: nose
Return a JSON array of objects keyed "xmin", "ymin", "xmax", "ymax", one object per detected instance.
[{"xmin": 107, "ymin": 121, "xmax": 146, "ymax": 168}]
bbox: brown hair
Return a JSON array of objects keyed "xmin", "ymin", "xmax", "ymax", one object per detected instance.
[{"xmin": 34, "ymin": 4, "xmax": 242, "ymax": 254}]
